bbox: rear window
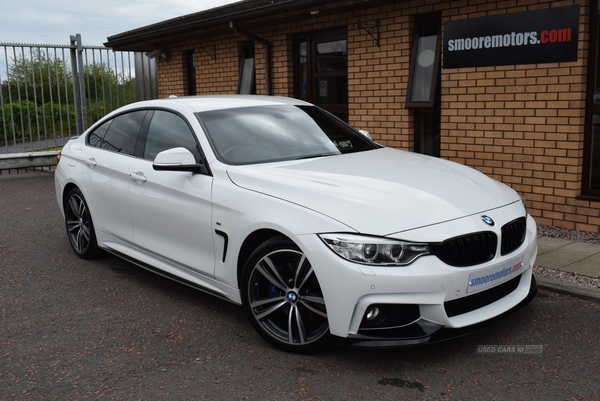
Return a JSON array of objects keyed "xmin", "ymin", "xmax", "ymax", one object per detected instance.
[{"xmin": 87, "ymin": 110, "xmax": 147, "ymax": 156}]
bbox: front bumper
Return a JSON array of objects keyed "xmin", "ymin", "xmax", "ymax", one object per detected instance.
[
  {"xmin": 338, "ymin": 274, "xmax": 537, "ymax": 348},
  {"xmin": 293, "ymin": 210, "xmax": 538, "ymax": 348}
]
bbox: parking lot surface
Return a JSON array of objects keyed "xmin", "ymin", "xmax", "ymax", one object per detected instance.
[{"xmin": 1, "ymin": 171, "xmax": 599, "ymax": 400}]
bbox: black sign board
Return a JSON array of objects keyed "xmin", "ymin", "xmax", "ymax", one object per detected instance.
[{"xmin": 443, "ymin": 6, "xmax": 580, "ymax": 68}]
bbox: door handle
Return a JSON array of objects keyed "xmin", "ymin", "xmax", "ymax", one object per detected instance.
[
  {"xmin": 84, "ymin": 157, "xmax": 97, "ymax": 167},
  {"xmin": 129, "ymin": 172, "xmax": 147, "ymax": 182}
]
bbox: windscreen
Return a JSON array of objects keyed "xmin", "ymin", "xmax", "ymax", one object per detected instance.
[{"xmin": 196, "ymin": 105, "xmax": 378, "ymax": 165}]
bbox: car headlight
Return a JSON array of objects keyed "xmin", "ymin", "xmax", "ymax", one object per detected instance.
[{"xmin": 319, "ymin": 234, "xmax": 430, "ymax": 266}]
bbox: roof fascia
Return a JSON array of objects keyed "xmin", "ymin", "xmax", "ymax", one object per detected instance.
[{"xmin": 104, "ymin": 0, "xmax": 374, "ymax": 50}]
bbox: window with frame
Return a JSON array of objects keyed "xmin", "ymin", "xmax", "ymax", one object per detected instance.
[
  {"xmin": 186, "ymin": 50, "xmax": 196, "ymax": 96},
  {"xmin": 144, "ymin": 110, "xmax": 201, "ymax": 162},
  {"xmin": 238, "ymin": 41, "xmax": 256, "ymax": 95},
  {"xmin": 87, "ymin": 111, "xmax": 147, "ymax": 155},
  {"xmin": 406, "ymin": 13, "xmax": 441, "ymax": 157},
  {"xmin": 583, "ymin": 0, "xmax": 600, "ymax": 197}
]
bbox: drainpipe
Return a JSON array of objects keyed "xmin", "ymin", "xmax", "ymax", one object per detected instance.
[{"xmin": 229, "ymin": 21, "xmax": 271, "ymax": 96}]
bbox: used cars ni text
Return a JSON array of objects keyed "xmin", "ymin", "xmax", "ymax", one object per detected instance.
[{"xmin": 54, "ymin": 95, "xmax": 537, "ymax": 353}]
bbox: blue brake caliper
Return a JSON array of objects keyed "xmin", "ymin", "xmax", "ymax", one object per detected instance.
[{"xmin": 268, "ymin": 283, "xmax": 279, "ymax": 297}]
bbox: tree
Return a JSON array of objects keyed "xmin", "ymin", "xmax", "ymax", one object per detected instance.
[
  {"xmin": 83, "ymin": 63, "xmax": 137, "ymax": 124},
  {"xmin": 1, "ymin": 49, "xmax": 140, "ymax": 144},
  {"xmin": 5, "ymin": 49, "xmax": 73, "ymax": 107}
]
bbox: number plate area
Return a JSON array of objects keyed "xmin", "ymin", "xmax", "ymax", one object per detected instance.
[{"xmin": 467, "ymin": 257, "xmax": 524, "ymax": 294}]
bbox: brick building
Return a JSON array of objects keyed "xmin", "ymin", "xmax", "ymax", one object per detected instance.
[{"xmin": 105, "ymin": 0, "xmax": 600, "ymax": 233}]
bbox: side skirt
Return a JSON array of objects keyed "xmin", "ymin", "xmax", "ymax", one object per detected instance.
[{"xmin": 103, "ymin": 248, "xmax": 242, "ymax": 306}]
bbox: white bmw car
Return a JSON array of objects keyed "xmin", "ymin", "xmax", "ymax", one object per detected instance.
[{"xmin": 55, "ymin": 95, "xmax": 537, "ymax": 353}]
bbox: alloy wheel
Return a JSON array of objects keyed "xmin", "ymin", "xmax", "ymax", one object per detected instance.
[
  {"xmin": 65, "ymin": 189, "xmax": 98, "ymax": 258},
  {"xmin": 245, "ymin": 243, "xmax": 329, "ymax": 351}
]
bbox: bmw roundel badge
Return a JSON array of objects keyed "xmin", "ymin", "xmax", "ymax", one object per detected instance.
[{"xmin": 481, "ymin": 215, "xmax": 495, "ymax": 226}]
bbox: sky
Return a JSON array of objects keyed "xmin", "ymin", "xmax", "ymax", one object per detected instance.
[{"xmin": 0, "ymin": 0, "xmax": 239, "ymax": 47}]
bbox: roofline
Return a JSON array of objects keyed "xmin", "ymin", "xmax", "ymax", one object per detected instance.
[{"xmin": 104, "ymin": 0, "xmax": 373, "ymax": 51}]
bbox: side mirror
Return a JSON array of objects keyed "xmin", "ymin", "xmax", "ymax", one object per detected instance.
[{"xmin": 152, "ymin": 147, "xmax": 208, "ymax": 174}]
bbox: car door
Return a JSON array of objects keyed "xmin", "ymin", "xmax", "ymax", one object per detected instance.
[
  {"xmin": 79, "ymin": 110, "xmax": 148, "ymax": 242},
  {"xmin": 127, "ymin": 109, "xmax": 215, "ymax": 277}
]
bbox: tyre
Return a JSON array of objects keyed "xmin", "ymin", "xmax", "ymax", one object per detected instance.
[
  {"xmin": 64, "ymin": 187, "xmax": 100, "ymax": 259},
  {"xmin": 241, "ymin": 237, "xmax": 330, "ymax": 353}
]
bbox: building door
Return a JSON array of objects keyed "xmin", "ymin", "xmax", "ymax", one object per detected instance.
[{"xmin": 296, "ymin": 28, "xmax": 348, "ymax": 122}]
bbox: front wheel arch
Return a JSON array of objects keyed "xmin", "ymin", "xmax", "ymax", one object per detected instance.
[
  {"xmin": 62, "ymin": 183, "xmax": 79, "ymax": 214},
  {"xmin": 236, "ymin": 229, "xmax": 286, "ymax": 286}
]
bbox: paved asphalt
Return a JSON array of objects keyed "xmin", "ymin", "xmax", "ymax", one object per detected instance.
[{"xmin": 1, "ymin": 171, "xmax": 599, "ymax": 400}]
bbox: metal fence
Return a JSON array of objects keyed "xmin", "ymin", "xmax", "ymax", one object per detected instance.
[{"xmin": 0, "ymin": 34, "xmax": 157, "ymax": 156}]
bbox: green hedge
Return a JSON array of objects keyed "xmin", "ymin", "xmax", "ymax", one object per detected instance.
[{"xmin": 0, "ymin": 100, "xmax": 77, "ymax": 144}]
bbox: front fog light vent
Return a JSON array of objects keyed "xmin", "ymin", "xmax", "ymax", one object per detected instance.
[{"xmin": 359, "ymin": 304, "xmax": 420, "ymax": 330}]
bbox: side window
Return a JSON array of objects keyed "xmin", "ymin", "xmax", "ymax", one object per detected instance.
[
  {"xmin": 144, "ymin": 110, "xmax": 201, "ymax": 161},
  {"xmin": 238, "ymin": 41, "xmax": 255, "ymax": 94},
  {"xmin": 87, "ymin": 110, "xmax": 146, "ymax": 156}
]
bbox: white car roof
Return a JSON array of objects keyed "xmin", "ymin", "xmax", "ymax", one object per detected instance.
[{"xmin": 120, "ymin": 95, "xmax": 312, "ymax": 114}]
